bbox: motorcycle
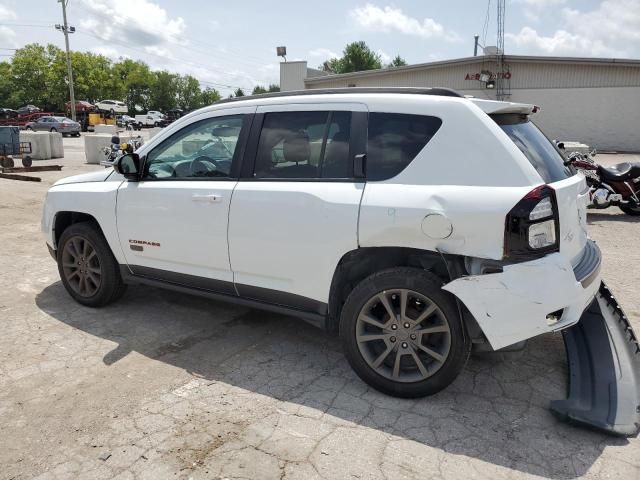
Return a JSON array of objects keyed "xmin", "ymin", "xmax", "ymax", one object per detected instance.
[
  {"xmin": 101, "ymin": 134, "xmax": 144, "ymax": 166},
  {"xmin": 558, "ymin": 143, "xmax": 640, "ymax": 216}
]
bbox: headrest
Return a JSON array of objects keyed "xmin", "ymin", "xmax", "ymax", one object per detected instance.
[{"xmin": 283, "ymin": 130, "xmax": 310, "ymax": 164}]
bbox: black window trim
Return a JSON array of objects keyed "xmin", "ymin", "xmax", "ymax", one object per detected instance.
[
  {"xmin": 239, "ymin": 109, "xmax": 367, "ymax": 183},
  {"xmin": 139, "ymin": 113, "xmax": 254, "ymax": 182}
]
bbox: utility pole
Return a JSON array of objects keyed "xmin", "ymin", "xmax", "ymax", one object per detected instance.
[{"xmin": 56, "ymin": 0, "xmax": 76, "ymax": 120}]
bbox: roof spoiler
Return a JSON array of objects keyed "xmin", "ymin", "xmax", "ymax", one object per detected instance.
[{"xmin": 470, "ymin": 98, "xmax": 539, "ymax": 115}]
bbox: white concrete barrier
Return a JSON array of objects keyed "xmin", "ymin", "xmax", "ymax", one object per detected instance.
[
  {"xmin": 49, "ymin": 132, "xmax": 64, "ymax": 159},
  {"xmin": 94, "ymin": 124, "xmax": 117, "ymax": 135},
  {"xmin": 148, "ymin": 127, "xmax": 163, "ymax": 138},
  {"xmin": 20, "ymin": 131, "xmax": 52, "ymax": 160},
  {"xmin": 84, "ymin": 134, "xmax": 113, "ymax": 164}
]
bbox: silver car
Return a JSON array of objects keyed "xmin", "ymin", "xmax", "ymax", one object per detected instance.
[{"xmin": 25, "ymin": 116, "xmax": 81, "ymax": 136}]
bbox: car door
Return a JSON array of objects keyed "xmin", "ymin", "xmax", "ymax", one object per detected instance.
[
  {"xmin": 34, "ymin": 118, "xmax": 49, "ymax": 131},
  {"xmin": 116, "ymin": 106, "xmax": 255, "ymax": 293},
  {"xmin": 228, "ymin": 103, "xmax": 367, "ymax": 311}
]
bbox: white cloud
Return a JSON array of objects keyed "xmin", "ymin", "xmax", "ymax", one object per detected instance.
[
  {"xmin": 517, "ymin": 0, "xmax": 567, "ymax": 21},
  {"xmin": 507, "ymin": 0, "xmax": 640, "ymax": 57},
  {"xmin": 0, "ymin": 4, "xmax": 17, "ymax": 46},
  {"xmin": 376, "ymin": 49, "xmax": 392, "ymax": 64},
  {"xmin": 506, "ymin": 26, "xmax": 618, "ymax": 56},
  {"xmin": 0, "ymin": 4, "xmax": 17, "ymax": 21},
  {"xmin": 78, "ymin": 0, "xmax": 186, "ymax": 47},
  {"xmin": 91, "ymin": 46, "xmax": 130, "ymax": 60},
  {"xmin": 309, "ymin": 48, "xmax": 339, "ymax": 59},
  {"xmin": 350, "ymin": 4, "xmax": 461, "ymax": 42},
  {"xmin": 0, "ymin": 25, "xmax": 16, "ymax": 47}
]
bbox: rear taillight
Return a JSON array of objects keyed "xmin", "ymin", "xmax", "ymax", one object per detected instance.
[{"xmin": 504, "ymin": 185, "xmax": 560, "ymax": 260}]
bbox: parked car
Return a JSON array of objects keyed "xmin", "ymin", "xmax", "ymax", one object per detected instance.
[
  {"xmin": 146, "ymin": 110, "xmax": 165, "ymax": 120},
  {"xmin": 94, "ymin": 100, "xmax": 127, "ymax": 114},
  {"xmin": 159, "ymin": 109, "xmax": 183, "ymax": 126},
  {"xmin": 41, "ymin": 88, "xmax": 640, "ymax": 435},
  {"xmin": 66, "ymin": 100, "xmax": 96, "ymax": 113},
  {"xmin": 25, "ymin": 116, "xmax": 80, "ymax": 136},
  {"xmin": 117, "ymin": 115, "xmax": 136, "ymax": 129},
  {"xmin": 17, "ymin": 105, "xmax": 41, "ymax": 115},
  {"xmin": 134, "ymin": 114, "xmax": 161, "ymax": 128},
  {"xmin": 0, "ymin": 108, "xmax": 18, "ymax": 119}
]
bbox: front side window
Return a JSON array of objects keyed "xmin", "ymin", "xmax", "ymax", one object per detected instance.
[
  {"xmin": 254, "ymin": 111, "xmax": 352, "ymax": 179},
  {"xmin": 144, "ymin": 115, "xmax": 244, "ymax": 179},
  {"xmin": 367, "ymin": 113, "xmax": 442, "ymax": 181}
]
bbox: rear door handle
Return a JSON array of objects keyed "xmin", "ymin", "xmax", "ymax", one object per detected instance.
[{"xmin": 192, "ymin": 194, "xmax": 223, "ymax": 203}]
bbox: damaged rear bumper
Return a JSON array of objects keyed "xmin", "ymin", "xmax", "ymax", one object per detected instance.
[
  {"xmin": 551, "ymin": 283, "xmax": 640, "ymax": 436},
  {"xmin": 443, "ymin": 240, "xmax": 602, "ymax": 350}
]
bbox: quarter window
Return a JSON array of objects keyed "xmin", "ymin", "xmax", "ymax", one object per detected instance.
[
  {"xmin": 254, "ymin": 111, "xmax": 352, "ymax": 179},
  {"xmin": 144, "ymin": 115, "xmax": 244, "ymax": 179},
  {"xmin": 367, "ymin": 113, "xmax": 442, "ymax": 181}
]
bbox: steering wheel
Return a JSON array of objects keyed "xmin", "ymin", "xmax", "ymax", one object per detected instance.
[{"xmin": 190, "ymin": 155, "xmax": 221, "ymax": 177}]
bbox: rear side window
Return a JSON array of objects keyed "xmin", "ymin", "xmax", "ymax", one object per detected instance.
[
  {"xmin": 367, "ymin": 113, "xmax": 442, "ymax": 181},
  {"xmin": 254, "ymin": 111, "xmax": 352, "ymax": 179},
  {"xmin": 493, "ymin": 114, "xmax": 572, "ymax": 183}
]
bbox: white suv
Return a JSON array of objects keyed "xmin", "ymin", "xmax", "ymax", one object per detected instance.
[
  {"xmin": 95, "ymin": 99, "xmax": 128, "ymax": 114},
  {"xmin": 42, "ymin": 88, "xmax": 603, "ymax": 399}
]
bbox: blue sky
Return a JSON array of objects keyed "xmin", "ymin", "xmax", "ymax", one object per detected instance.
[{"xmin": 0, "ymin": 0, "xmax": 638, "ymax": 95}]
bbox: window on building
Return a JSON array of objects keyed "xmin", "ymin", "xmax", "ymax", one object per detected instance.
[{"xmin": 367, "ymin": 113, "xmax": 442, "ymax": 181}]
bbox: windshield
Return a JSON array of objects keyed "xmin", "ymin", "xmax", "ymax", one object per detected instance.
[{"xmin": 493, "ymin": 114, "xmax": 572, "ymax": 183}]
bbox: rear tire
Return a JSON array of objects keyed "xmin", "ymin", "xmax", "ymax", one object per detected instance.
[
  {"xmin": 620, "ymin": 204, "xmax": 640, "ymax": 216},
  {"xmin": 339, "ymin": 267, "xmax": 470, "ymax": 398},
  {"xmin": 50, "ymin": 128, "xmax": 57, "ymax": 133},
  {"xmin": 57, "ymin": 222, "xmax": 126, "ymax": 307}
]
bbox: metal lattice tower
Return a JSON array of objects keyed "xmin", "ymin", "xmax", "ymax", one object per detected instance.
[{"xmin": 496, "ymin": 0, "xmax": 506, "ymax": 100}]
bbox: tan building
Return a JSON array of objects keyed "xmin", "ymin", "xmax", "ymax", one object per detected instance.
[{"xmin": 280, "ymin": 55, "xmax": 640, "ymax": 151}]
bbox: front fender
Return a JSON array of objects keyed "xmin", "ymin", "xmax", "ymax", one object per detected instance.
[{"xmin": 42, "ymin": 180, "xmax": 125, "ymax": 264}]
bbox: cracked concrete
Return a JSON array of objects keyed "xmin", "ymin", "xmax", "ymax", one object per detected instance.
[{"xmin": 0, "ymin": 136, "xmax": 639, "ymax": 479}]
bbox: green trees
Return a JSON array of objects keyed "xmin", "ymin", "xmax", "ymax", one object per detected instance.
[
  {"xmin": 388, "ymin": 55, "xmax": 407, "ymax": 68},
  {"xmin": 0, "ymin": 43, "xmax": 268, "ymax": 113},
  {"xmin": 320, "ymin": 42, "xmax": 409, "ymax": 74},
  {"xmin": 322, "ymin": 41, "xmax": 383, "ymax": 74},
  {"xmin": 251, "ymin": 84, "xmax": 280, "ymax": 95}
]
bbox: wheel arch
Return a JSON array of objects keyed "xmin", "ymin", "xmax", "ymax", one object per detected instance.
[
  {"xmin": 53, "ymin": 211, "xmax": 106, "ymax": 250},
  {"xmin": 327, "ymin": 247, "xmax": 467, "ymax": 335}
]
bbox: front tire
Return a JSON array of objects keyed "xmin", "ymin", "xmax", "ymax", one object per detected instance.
[
  {"xmin": 339, "ymin": 267, "xmax": 470, "ymax": 398},
  {"xmin": 57, "ymin": 222, "xmax": 126, "ymax": 307}
]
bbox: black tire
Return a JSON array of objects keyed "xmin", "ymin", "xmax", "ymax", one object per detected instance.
[
  {"xmin": 73, "ymin": 132, "xmax": 81, "ymax": 137},
  {"xmin": 25, "ymin": 126, "xmax": 32, "ymax": 131},
  {"xmin": 339, "ymin": 267, "xmax": 470, "ymax": 398},
  {"xmin": 21, "ymin": 156, "xmax": 32, "ymax": 167},
  {"xmin": 50, "ymin": 127, "xmax": 57, "ymax": 133},
  {"xmin": 619, "ymin": 204, "xmax": 640, "ymax": 216},
  {"xmin": 57, "ymin": 222, "xmax": 127, "ymax": 307}
]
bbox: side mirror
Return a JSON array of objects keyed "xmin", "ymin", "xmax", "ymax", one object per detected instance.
[{"xmin": 113, "ymin": 153, "xmax": 141, "ymax": 181}]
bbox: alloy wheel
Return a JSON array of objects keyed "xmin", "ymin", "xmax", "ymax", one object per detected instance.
[
  {"xmin": 356, "ymin": 289, "xmax": 452, "ymax": 382},
  {"xmin": 61, "ymin": 235, "xmax": 102, "ymax": 297}
]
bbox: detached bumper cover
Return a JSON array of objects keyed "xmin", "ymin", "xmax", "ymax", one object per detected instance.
[
  {"xmin": 551, "ymin": 283, "xmax": 640, "ymax": 436},
  {"xmin": 443, "ymin": 242, "xmax": 601, "ymax": 350}
]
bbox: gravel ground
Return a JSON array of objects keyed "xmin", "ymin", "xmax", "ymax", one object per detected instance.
[{"xmin": 0, "ymin": 134, "xmax": 638, "ymax": 480}]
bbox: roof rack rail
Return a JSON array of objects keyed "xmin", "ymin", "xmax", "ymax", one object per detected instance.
[{"xmin": 214, "ymin": 87, "xmax": 463, "ymax": 105}]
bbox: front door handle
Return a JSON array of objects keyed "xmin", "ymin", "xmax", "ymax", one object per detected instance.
[{"xmin": 192, "ymin": 194, "xmax": 223, "ymax": 203}]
